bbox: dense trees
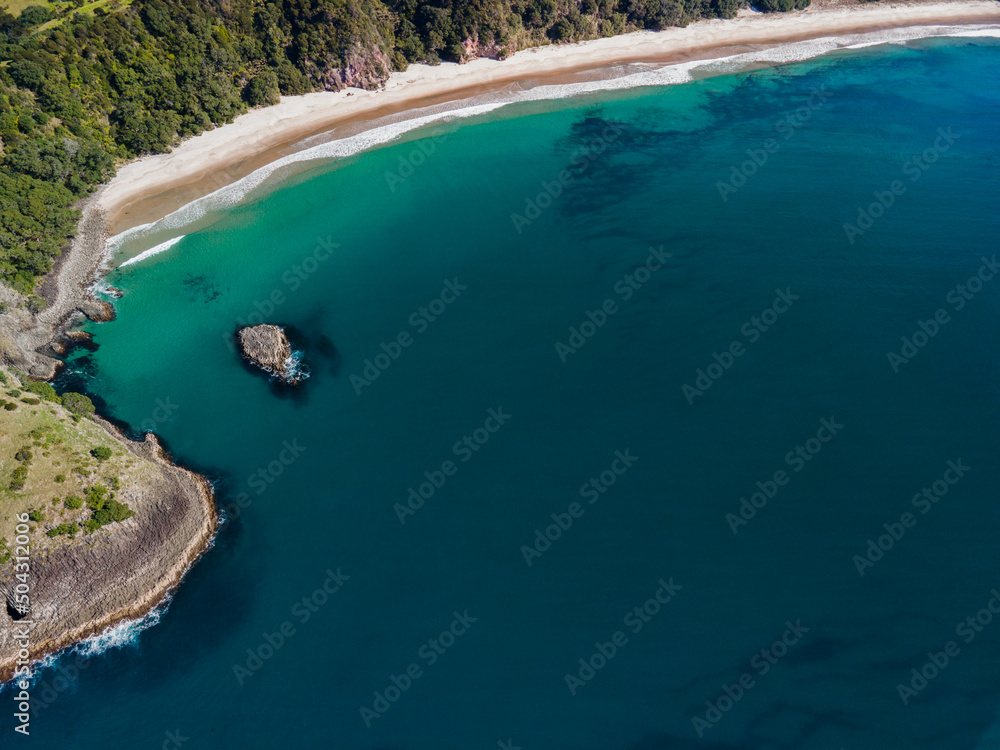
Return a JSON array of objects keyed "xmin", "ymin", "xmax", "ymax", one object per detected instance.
[
  {"xmin": 0, "ymin": 0, "xmax": 807, "ymax": 293},
  {"xmin": 753, "ymin": 0, "xmax": 809, "ymax": 10}
]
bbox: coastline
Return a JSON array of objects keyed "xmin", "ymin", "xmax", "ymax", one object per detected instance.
[
  {"xmin": 5, "ymin": 0, "xmax": 996, "ymax": 383},
  {"xmin": 99, "ymin": 0, "xmax": 1000, "ymax": 242},
  {"xmin": 0, "ymin": 0, "xmax": 997, "ymax": 687},
  {"xmin": 0, "ymin": 416, "xmax": 218, "ymax": 685}
]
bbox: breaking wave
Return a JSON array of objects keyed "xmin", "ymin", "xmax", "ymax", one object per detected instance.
[{"xmin": 117, "ymin": 235, "xmax": 186, "ymax": 268}]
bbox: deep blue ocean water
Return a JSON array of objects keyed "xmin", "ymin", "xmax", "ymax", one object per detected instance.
[{"xmin": 10, "ymin": 36, "xmax": 1000, "ymax": 749}]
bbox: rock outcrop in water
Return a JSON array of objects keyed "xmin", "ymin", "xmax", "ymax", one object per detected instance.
[{"xmin": 236, "ymin": 324, "xmax": 300, "ymax": 384}]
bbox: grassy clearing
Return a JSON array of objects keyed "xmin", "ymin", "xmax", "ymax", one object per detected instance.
[
  {"xmin": 1, "ymin": 0, "xmax": 132, "ymax": 30},
  {"xmin": 31, "ymin": 0, "xmax": 132, "ymax": 33},
  {"xmin": 0, "ymin": 367, "xmax": 147, "ymax": 560},
  {"xmin": 0, "ymin": 0, "xmax": 59, "ymax": 17}
]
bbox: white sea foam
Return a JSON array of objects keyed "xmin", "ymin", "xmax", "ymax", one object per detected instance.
[
  {"xmin": 0, "ymin": 606, "xmax": 166, "ymax": 691},
  {"xmin": 106, "ymin": 23, "xmax": 1000, "ymax": 260},
  {"xmin": 284, "ymin": 350, "xmax": 310, "ymax": 383},
  {"xmin": 118, "ymin": 234, "xmax": 186, "ymax": 268},
  {"xmin": 0, "ymin": 519, "xmax": 221, "ymax": 689},
  {"xmin": 73, "ymin": 607, "xmax": 165, "ymax": 658}
]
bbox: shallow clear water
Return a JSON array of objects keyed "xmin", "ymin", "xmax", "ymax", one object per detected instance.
[{"xmin": 15, "ymin": 37, "xmax": 1000, "ymax": 749}]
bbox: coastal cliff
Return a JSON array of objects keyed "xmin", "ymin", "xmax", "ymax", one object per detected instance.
[{"xmin": 0, "ymin": 365, "xmax": 216, "ymax": 682}]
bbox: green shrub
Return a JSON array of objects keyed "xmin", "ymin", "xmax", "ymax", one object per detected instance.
[
  {"xmin": 244, "ymin": 71, "xmax": 280, "ymax": 107},
  {"xmin": 19, "ymin": 5, "xmax": 53, "ymax": 26},
  {"xmin": 91, "ymin": 499, "xmax": 135, "ymax": 526},
  {"xmin": 61, "ymin": 392, "xmax": 96, "ymax": 418},
  {"xmin": 55, "ymin": 473, "xmax": 66, "ymax": 483},
  {"xmin": 47, "ymin": 523, "xmax": 78, "ymax": 538},
  {"xmin": 24, "ymin": 381, "xmax": 60, "ymax": 403},
  {"xmin": 14, "ymin": 447, "xmax": 32, "ymax": 463},
  {"xmin": 8, "ymin": 389, "xmax": 21, "ymax": 397},
  {"xmin": 753, "ymin": 0, "xmax": 809, "ymax": 9},
  {"xmin": 90, "ymin": 446, "xmax": 113, "ymax": 461},
  {"xmin": 10, "ymin": 465, "xmax": 29, "ymax": 491},
  {"xmin": 85, "ymin": 484, "xmax": 111, "ymax": 510},
  {"xmin": 64, "ymin": 495, "xmax": 84, "ymax": 509},
  {"xmin": 27, "ymin": 508, "xmax": 45, "ymax": 522},
  {"xmin": 20, "ymin": 397, "xmax": 40, "ymax": 405},
  {"xmin": 3, "ymin": 403, "xmax": 16, "ymax": 411}
]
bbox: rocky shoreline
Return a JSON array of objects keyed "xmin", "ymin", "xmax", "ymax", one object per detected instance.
[
  {"xmin": 0, "ymin": 421, "xmax": 217, "ymax": 683},
  {"xmin": 0, "ymin": 195, "xmax": 218, "ymax": 683},
  {"xmin": 0, "ymin": 190, "xmax": 115, "ymax": 380}
]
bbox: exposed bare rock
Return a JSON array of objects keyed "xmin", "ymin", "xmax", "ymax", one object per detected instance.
[
  {"xmin": 0, "ymin": 419, "xmax": 217, "ymax": 683},
  {"xmin": 49, "ymin": 330, "xmax": 93, "ymax": 356},
  {"xmin": 236, "ymin": 324, "xmax": 300, "ymax": 383},
  {"xmin": 309, "ymin": 45, "xmax": 395, "ymax": 92},
  {"xmin": 459, "ymin": 36, "xmax": 513, "ymax": 63},
  {"xmin": 79, "ymin": 298, "xmax": 115, "ymax": 323}
]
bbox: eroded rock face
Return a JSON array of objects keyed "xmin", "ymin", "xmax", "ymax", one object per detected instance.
[
  {"xmin": 236, "ymin": 324, "xmax": 297, "ymax": 383},
  {"xmin": 459, "ymin": 36, "xmax": 511, "ymax": 63}
]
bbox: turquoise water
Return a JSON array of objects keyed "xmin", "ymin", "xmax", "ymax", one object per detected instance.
[{"xmin": 15, "ymin": 37, "xmax": 1000, "ymax": 748}]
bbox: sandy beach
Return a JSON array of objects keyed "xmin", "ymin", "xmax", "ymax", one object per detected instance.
[{"xmin": 100, "ymin": 0, "xmax": 1000, "ymax": 238}]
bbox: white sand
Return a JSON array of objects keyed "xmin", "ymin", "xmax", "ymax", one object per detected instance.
[{"xmin": 99, "ymin": 0, "xmax": 1000, "ymax": 236}]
